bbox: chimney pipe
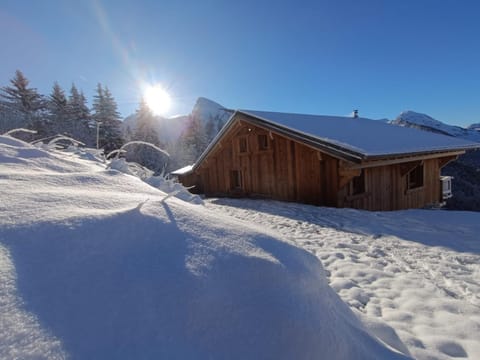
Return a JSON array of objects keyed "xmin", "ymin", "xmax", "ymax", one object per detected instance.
[{"xmin": 353, "ymin": 109, "xmax": 358, "ymax": 118}]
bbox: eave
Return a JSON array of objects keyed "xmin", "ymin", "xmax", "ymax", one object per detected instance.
[{"xmin": 186, "ymin": 110, "xmax": 478, "ymax": 175}]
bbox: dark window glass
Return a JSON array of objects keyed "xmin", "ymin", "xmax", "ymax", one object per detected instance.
[
  {"xmin": 230, "ymin": 170, "xmax": 242, "ymax": 189},
  {"xmin": 258, "ymin": 134, "xmax": 269, "ymax": 150},
  {"xmin": 407, "ymin": 164, "xmax": 424, "ymax": 189},
  {"xmin": 352, "ymin": 170, "xmax": 365, "ymax": 195},
  {"xmin": 239, "ymin": 137, "xmax": 247, "ymax": 153}
]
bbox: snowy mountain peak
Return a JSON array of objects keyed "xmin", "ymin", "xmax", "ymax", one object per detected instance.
[
  {"xmin": 191, "ymin": 97, "xmax": 232, "ymax": 123},
  {"xmin": 122, "ymin": 97, "xmax": 231, "ymax": 145},
  {"xmin": 468, "ymin": 123, "xmax": 480, "ymax": 131},
  {"xmin": 396, "ymin": 111, "xmax": 445, "ymax": 128},
  {"xmin": 391, "ymin": 110, "xmax": 480, "ymax": 142}
]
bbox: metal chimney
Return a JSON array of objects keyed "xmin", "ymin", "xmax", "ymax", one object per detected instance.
[{"xmin": 353, "ymin": 109, "xmax": 358, "ymax": 118}]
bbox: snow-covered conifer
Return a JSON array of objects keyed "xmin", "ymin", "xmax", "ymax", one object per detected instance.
[
  {"xmin": 0, "ymin": 70, "xmax": 45, "ymax": 115},
  {"xmin": 178, "ymin": 114, "xmax": 208, "ymax": 165},
  {"xmin": 125, "ymin": 99, "xmax": 167, "ymax": 173},
  {"xmin": 66, "ymin": 84, "xmax": 93, "ymax": 145},
  {"xmin": 0, "ymin": 70, "xmax": 47, "ymax": 136},
  {"xmin": 48, "ymin": 82, "xmax": 68, "ymax": 135},
  {"xmin": 92, "ymin": 83, "xmax": 123, "ymax": 152}
]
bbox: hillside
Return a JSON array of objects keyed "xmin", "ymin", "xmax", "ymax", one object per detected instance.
[{"xmin": 0, "ymin": 135, "xmax": 410, "ymax": 360}]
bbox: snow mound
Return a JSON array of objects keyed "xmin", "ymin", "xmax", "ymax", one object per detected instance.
[
  {"xmin": 391, "ymin": 111, "xmax": 480, "ymax": 142},
  {"xmin": 207, "ymin": 198, "xmax": 480, "ymax": 360},
  {"xmin": 0, "ymin": 135, "xmax": 409, "ymax": 359}
]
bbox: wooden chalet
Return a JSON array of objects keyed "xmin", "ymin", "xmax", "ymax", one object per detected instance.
[{"xmin": 173, "ymin": 110, "xmax": 479, "ymax": 211}]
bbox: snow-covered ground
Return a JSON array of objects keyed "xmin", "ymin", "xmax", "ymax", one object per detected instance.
[
  {"xmin": 1, "ymin": 135, "xmax": 479, "ymax": 359},
  {"xmin": 0, "ymin": 135, "xmax": 409, "ymax": 359},
  {"xmin": 206, "ymin": 198, "xmax": 480, "ymax": 360}
]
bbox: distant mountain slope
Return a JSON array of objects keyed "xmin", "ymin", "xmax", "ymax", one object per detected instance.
[
  {"xmin": 122, "ymin": 97, "xmax": 232, "ymax": 145},
  {"xmin": 467, "ymin": 122, "xmax": 480, "ymax": 131},
  {"xmin": 390, "ymin": 111, "xmax": 480, "ymax": 142},
  {"xmin": 191, "ymin": 97, "xmax": 232, "ymax": 125}
]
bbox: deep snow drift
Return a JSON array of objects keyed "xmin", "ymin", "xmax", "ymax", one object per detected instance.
[
  {"xmin": 208, "ymin": 198, "xmax": 480, "ymax": 360},
  {"xmin": 0, "ymin": 135, "xmax": 408, "ymax": 359}
]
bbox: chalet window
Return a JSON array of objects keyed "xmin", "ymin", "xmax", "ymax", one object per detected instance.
[
  {"xmin": 258, "ymin": 134, "xmax": 269, "ymax": 150},
  {"xmin": 407, "ymin": 164, "xmax": 424, "ymax": 190},
  {"xmin": 351, "ymin": 169, "xmax": 366, "ymax": 195},
  {"xmin": 239, "ymin": 137, "xmax": 248, "ymax": 153},
  {"xmin": 230, "ymin": 170, "xmax": 242, "ymax": 189}
]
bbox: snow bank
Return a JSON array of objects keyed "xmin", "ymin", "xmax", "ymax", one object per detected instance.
[
  {"xmin": 108, "ymin": 157, "xmax": 202, "ymax": 204},
  {"xmin": 0, "ymin": 135, "xmax": 410, "ymax": 359},
  {"xmin": 208, "ymin": 198, "xmax": 480, "ymax": 360}
]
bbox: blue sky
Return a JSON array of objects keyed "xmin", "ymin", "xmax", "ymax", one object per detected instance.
[{"xmin": 1, "ymin": 0, "xmax": 479, "ymax": 126}]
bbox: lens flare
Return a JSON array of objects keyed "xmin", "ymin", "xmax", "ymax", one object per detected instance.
[{"xmin": 144, "ymin": 85, "xmax": 171, "ymax": 115}]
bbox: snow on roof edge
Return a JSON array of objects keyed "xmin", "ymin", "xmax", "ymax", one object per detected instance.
[
  {"xmin": 238, "ymin": 110, "xmax": 367, "ymax": 160},
  {"xmin": 171, "ymin": 165, "xmax": 194, "ymax": 175},
  {"xmin": 183, "ymin": 109, "xmax": 480, "ymax": 175},
  {"xmin": 239, "ymin": 109, "xmax": 480, "ymax": 158}
]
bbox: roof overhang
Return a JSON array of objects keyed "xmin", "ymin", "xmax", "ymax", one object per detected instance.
[{"xmin": 182, "ymin": 110, "xmax": 479, "ymax": 175}]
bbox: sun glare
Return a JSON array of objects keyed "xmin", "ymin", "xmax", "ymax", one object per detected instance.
[{"xmin": 144, "ymin": 85, "xmax": 171, "ymax": 115}]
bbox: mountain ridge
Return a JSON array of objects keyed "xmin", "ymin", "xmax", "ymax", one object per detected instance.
[
  {"xmin": 122, "ymin": 97, "xmax": 231, "ymax": 144},
  {"xmin": 390, "ymin": 110, "xmax": 480, "ymax": 142}
]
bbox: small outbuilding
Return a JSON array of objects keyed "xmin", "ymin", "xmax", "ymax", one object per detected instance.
[{"xmin": 174, "ymin": 110, "xmax": 479, "ymax": 211}]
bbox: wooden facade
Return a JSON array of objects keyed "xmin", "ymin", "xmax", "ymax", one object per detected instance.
[{"xmin": 177, "ymin": 113, "xmax": 468, "ymax": 211}]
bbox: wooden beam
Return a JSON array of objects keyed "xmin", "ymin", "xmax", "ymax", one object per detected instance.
[
  {"xmin": 339, "ymin": 174, "xmax": 356, "ymax": 189},
  {"xmin": 338, "ymin": 163, "xmax": 361, "ymax": 189},
  {"xmin": 339, "ymin": 167, "xmax": 362, "ymax": 178},
  {"xmin": 399, "ymin": 160, "xmax": 422, "ymax": 177},
  {"xmin": 438, "ymin": 155, "xmax": 459, "ymax": 168},
  {"xmin": 348, "ymin": 150, "xmax": 465, "ymax": 170}
]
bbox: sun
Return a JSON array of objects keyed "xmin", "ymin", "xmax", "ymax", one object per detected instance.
[{"xmin": 144, "ymin": 84, "xmax": 171, "ymax": 115}]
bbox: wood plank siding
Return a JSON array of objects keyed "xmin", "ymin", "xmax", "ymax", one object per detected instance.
[
  {"xmin": 337, "ymin": 158, "xmax": 442, "ymax": 211},
  {"xmin": 179, "ymin": 114, "xmax": 464, "ymax": 211}
]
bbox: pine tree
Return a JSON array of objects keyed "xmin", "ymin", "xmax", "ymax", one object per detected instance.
[
  {"xmin": 0, "ymin": 70, "xmax": 45, "ymax": 114},
  {"xmin": 0, "ymin": 70, "xmax": 46, "ymax": 135},
  {"xmin": 178, "ymin": 114, "xmax": 208, "ymax": 165},
  {"xmin": 92, "ymin": 83, "xmax": 105, "ymax": 123},
  {"xmin": 48, "ymin": 82, "xmax": 68, "ymax": 135},
  {"xmin": 66, "ymin": 84, "xmax": 92, "ymax": 144},
  {"xmin": 92, "ymin": 83, "xmax": 123, "ymax": 152},
  {"xmin": 133, "ymin": 99, "xmax": 160, "ymax": 145},
  {"xmin": 126, "ymin": 99, "xmax": 167, "ymax": 173}
]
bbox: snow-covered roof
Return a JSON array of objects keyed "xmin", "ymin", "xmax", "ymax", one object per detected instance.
[
  {"xmin": 170, "ymin": 165, "xmax": 193, "ymax": 175},
  {"xmin": 239, "ymin": 110, "xmax": 480, "ymax": 159}
]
